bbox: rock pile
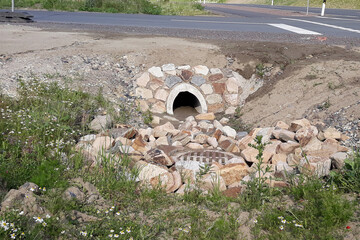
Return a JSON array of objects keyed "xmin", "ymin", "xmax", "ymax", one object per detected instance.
[{"xmin": 77, "ymin": 116, "xmax": 351, "ymax": 195}]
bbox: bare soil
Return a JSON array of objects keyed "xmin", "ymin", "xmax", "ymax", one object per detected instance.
[{"xmin": 1, "ymin": 23, "xmax": 359, "ymax": 145}]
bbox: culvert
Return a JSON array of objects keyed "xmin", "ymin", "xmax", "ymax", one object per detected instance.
[{"xmin": 135, "ymin": 64, "xmax": 263, "ymax": 117}]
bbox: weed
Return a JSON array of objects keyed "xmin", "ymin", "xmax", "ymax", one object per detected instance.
[
  {"xmin": 256, "ymin": 63, "xmax": 265, "ymax": 77},
  {"xmin": 305, "ymin": 74, "xmax": 317, "ymax": 80},
  {"xmin": 313, "ymin": 82, "xmax": 323, "ymax": 87},
  {"xmin": 142, "ymin": 109, "xmax": 153, "ymax": 125}
]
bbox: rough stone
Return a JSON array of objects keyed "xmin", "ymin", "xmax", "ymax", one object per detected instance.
[
  {"xmin": 289, "ymin": 118, "xmax": 311, "ymax": 132},
  {"xmin": 149, "ymin": 78, "xmax": 163, "ymax": 91},
  {"xmin": 275, "ymin": 121, "xmax": 289, "ymax": 130},
  {"xmin": 223, "ymin": 126, "xmax": 237, "ymax": 139},
  {"xmin": 296, "ymin": 126, "xmax": 319, "ymax": 146},
  {"xmin": 136, "ymin": 161, "xmax": 168, "ymax": 181},
  {"xmin": 162, "ymin": 63, "xmax": 176, "ymax": 72},
  {"xmin": 89, "ymin": 115, "xmax": 112, "ymax": 131},
  {"xmin": 271, "ymin": 153, "xmax": 287, "ymax": 165},
  {"xmin": 92, "ymin": 136, "xmax": 114, "ymax": 156},
  {"xmin": 200, "ymin": 173, "xmax": 226, "ymax": 192},
  {"xmin": 148, "ymin": 66, "xmax": 164, "ymax": 78},
  {"xmin": 272, "ymin": 129, "xmax": 295, "ymax": 142},
  {"xmin": 156, "ymin": 136, "xmax": 169, "ymax": 146},
  {"xmin": 191, "ymin": 75, "xmax": 206, "ymax": 86},
  {"xmin": 302, "ymin": 137, "xmax": 322, "ymax": 152},
  {"xmin": 194, "ymin": 134, "xmax": 209, "ymax": 144},
  {"xmin": 206, "ymin": 94, "xmax": 223, "ymax": 104},
  {"xmin": 212, "ymin": 83, "xmax": 226, "ymax": 94},
  {"xmin": 200, "ymin": 84, "xmax": 213, "ymax": 94},
  {"xmin": 150, "ymin": 101, "xmax": 166, "ymax": 114},
  {"xmin": 219, "ymin": 139, "xmax": 235, "ymax": 152},
  {"xmin": 238, "ymin": 135, "xmax": 255, "ymax": 151},
  {"xmin": 217, "ymin": 163, "xmax": 249, "ymax": 186},
  {"xmin": 225, "ymin": 106, "xmax": 236, "ymax": 115},
  {"xmin": 209, "ymin": 73, "xmax": 224, "ymax": 81},
  {"xmin": 136, "ymin": 72, "xmax": 150, "ymax": 87},
  {"xmin": 224, "ymin": 94, "xmax": 238, "ymax": 105},
  {"xmin": 195, "ymin": 112, "xmax": 215, "ymax": 121},
  {"xmin": 241, "ymin": 148, "xmax": 259, "ymax": 163},
  {"xmin": 178, "ymin": 65, "xmax": 191, "ymax": 70},
  {"xmin": 165, "ymin": 75, "xmax": 182, "ymax": 88},
  {"xmin": 208, "ymin": 103, "xmax": 225, "ymax": 113},
  {"xmin": 256, "ymin": 127, "xmax": 274, "ymax": 144},
  {"xmin": 136, "ymin": 87, "xmax": 153, "ymax": 99},
  {"xmin": 154, "ymin": 88, "xmax": 169, "ymax": 101},
  {"xmin": 187, "ymin": 142, "xmax": 204, "ymax": 150},
  {"xmin": 276, "ymin": 141, "xmax": 300, "ymax": 155},
  {"xmin": 193, "ymin": 65, "xmax": 209, "ymax": 75},
  {"xmin": 150, "ymin": 172, "xmax": 175, "ymax": 193},
  {"xmin": 180, "ymin": 69, "xmax": 193, "ymax": 81},
  {"xmin": 175, "ymin": 160, "xmax": 204, "ymax": 173},
  {"xmin": 330, "ymin": 152, "xmax": 348, "ymax": 169},
  {"xmin": 299, "ymin": 156, "xmax": 331, "ymax": 177},
  {"xmin": 63, "ymin": 186, "xmax": 85, "ymax": 201},
  {"xmin": 324, "ymin": 127, "xmax": 342, "ymax": 140},
  {"xmin": 80, "ymin": 134, "xmax": 97, "ymax": 142},
  {"xmin": 206, "ymin": 137, "xmax": 218, "ymax": 148},
  {"xmin": 226, "ymin": 77, "xmax": 239, "ymax": 93}
]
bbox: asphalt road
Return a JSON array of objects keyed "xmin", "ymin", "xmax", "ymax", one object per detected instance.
[{"xmin": 2, "ymin": 4, "xmax": 360, "ymax": 42}]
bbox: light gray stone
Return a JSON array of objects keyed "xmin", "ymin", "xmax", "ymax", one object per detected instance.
[
  {"xmin": 80, "ymin": 134, "xmax": 97, "ymax": 142},
  {"xmin": 162, "ymin": 63, "xmax": 176, "ymax": 72},
  {"xmin": 175, "ymin": 160, "xmax": 205, "ymax": 173},
  {"xmin": 89, "ymin": 115, "xmax": 112, "ymax": 131},
  {"xmin": 200, "ymin": 84, "xmax": 213, "ymax": 94},
  {"xmin": 191, "ymin": 75, "xmax": 206, "ymax": 86},
  {"xmin": 223, "ymin": 126, "xmax": 237, "ymax": 139},
  {"xmin": 148, "ymin": 66, "xmax": 164, "ymax": 78},
  {"xmin": 165, "ymin": 75, "xmax": 182, "ymax": 88},
  {"xmin": 136, "ymin": 87, "xmax": 153, "ymax": 99},
  {"xmin": 330, "ymin": 152, "xmax": 348, "ymax": 169},
  {"xmin": 193, "ymin": 65, "xmax": 209, "ymax": 75},
  {"xmin": 206, "ymin": 94, "xmax": 222, "ymax": 104},
  {"xmin": 154, "ymin": 88, "xmax": 169, "ymax": 101}
]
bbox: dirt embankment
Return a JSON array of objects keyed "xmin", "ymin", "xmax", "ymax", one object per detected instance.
[{"xmin": 1, "ymin": 24, "xmax": 359, "ymax": 146}]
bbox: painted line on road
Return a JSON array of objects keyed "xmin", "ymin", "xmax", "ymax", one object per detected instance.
[
  {"xmin": 316, "ymin": 16, "xmax": 360, "ymax": 22},
  {"xmin": 268, "ymin": 23, "xmax": 322, "ymax": 35},
  {"xmin": 171, "ymin": 19, "xmax": 265, "ymax": 25},
  {"xmin": 283, "ymin": 18, "xmax": 360, "ymax": 34}
]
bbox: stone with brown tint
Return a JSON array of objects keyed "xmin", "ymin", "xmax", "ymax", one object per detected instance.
[
  {"xmin": 224, "ymin": 94, "xmax": 239, "ymax": 105},
  {"xmin": 212, "ymin": 83, "xmax": 226, "ymax": 94},
  {"xmin": 289, "ymin": 119, "xmax": 311, "ymax": 132},
  {"xmin": 263, "ymin": 140, "xmax": 281, "ymax": 163},
  {"xmin": 194, "ymin": 134, "xmax": 208, "ymax": 144},
  {"xmin": 222, "ymin": 187, "xmax": 242, "ymax": 198},
  {"xmin": 92, "ymin": 136, "xmax": 114, "ymax": 156},
  {"xmin": 154, "ymin": 88, "xmax": 169, "ymax": 101},
  {"xmin": 187, "ymin": 142, "xmax": 204, "ymax": 150},
  {"xmin": 136, "ymin": 72, "xmax": 150, "ymax": 87},
  {"xmin": 213, "ymin": 129, "xmax": 223, "ymax": 141},
  {"xmin": 275, "ymin": 121, "xmax": 289, "ymax": 130},
  {"xmin": 199, "ymin": 173, "xmax": 226, "ymax": 192},
  {"xmin": 299, "ymin": 155, "xmax": 331, "ymax": 177},
  {"xmin": 168, "ymin": 171, "xmax": 182, "ymax": 193},
  {"xmin": 132, "ymin": 135, "xmax": 149, "ymax": 153},
  {"xmin": 276, "ymin": 141, "xmax": 300, "ymax": 155},
  {"xmin": 145, "ymin": 148, "xmax": 174, "ymax": 166},
  {"xmin": 209, "ymin": 73, "xmax": 224, "ymax": 81},
  {"xmin": 302, "ymin": 137, "xmax": 322, "ymax": 152},
  {"xmin": 295, "ymin": 126, "xmax": 318, "ymax": 146},
  {"xmin": 155, "ymin": 136, "xmax": 169, "ymax": 146},
  {"xmin": 322, "ymin": 139, "xmax": 348, "ymax": 153},
  {"xmin": 136, "ymin": 161, "xmax": 168, "ymax": 181},
  {"xmin": 180, "ymin": 69, "xmax": 193, "ymax": 81},
  {"xmin": 238, "ymin": 135, "xmax": 255, "ymax": 151},
  {"xmin": 219, "ymin": 139, "xmax": 235, "ymax": 152},
  {"xmin": 150, "ymin": 101, "xmax": 166, "ymax": 114},
  {"xmin": 217, "ymin": 163, "xmax": 249, "ymax": 186},
  {"xmin": 207, "ymin": 103, "xmax": 225, "ymax": 113},
  {"xmin": 149, "ymin": 78, "xmax": 163, "ymax": 91},
  {"xmin": 123, "ymin": 128, "xmax": 138, "ymax": 139},
  {"xmin": 195, "ymin": 112, "xmax": 215, "ymax": 121}
]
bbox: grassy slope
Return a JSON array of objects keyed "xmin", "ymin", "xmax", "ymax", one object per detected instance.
[{"xmin": 228, "ymin": 0, "xmax": 360, "ymax": 9}]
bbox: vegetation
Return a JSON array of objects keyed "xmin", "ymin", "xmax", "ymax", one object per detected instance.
[
  {"xmin": 256, "ymin": 0, "xmax": 360, "ymax": 10},
  {"xmin": 0, "ymin": 77, "xmax": 359, "ymax": 239},
  {"xmin": 0, "ymin": 0, "xmax": 207, "ymax": 15}
]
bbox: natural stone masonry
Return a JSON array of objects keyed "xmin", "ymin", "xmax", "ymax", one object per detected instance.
[{"xmin": 135, "ymin": 64, "xmax": 263, "ymax": 115}]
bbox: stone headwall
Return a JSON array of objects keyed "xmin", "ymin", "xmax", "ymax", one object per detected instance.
[{"xmin": 135, "ymin": 64, "xmax": 263, "ymax": 115}]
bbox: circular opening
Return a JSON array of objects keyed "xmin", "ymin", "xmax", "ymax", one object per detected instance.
[{"xmin": 173, "ymin": 92, "xmax": 201, "ymax": 120}]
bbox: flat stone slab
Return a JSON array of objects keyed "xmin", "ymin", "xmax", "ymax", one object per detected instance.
[{"xmin": 171, "ymin": 150, "xmax": 239, "ymax": 165}]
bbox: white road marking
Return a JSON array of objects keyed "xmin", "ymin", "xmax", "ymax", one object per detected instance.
[
  {"xmin": 283, "ymin": 18, "xmax": 360, "ymax": 34},
  {"xmin": 171, "ymin": 19, "xmax": 265, "ymax": 24},
  {"xmin": 268, "ymin": 23, "xmax": 322, "ymax": 35},
  {"xmin": 316, "ymin": 16, "xmax": 360, "ymax": 22}
]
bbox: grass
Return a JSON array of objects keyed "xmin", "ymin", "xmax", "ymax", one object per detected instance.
[
  {"xmin": 0, "ymin": 75, "xmax": 359, "ymax": 239},
  {"xmin": 0, "ymin": 0, "xmax": 207, "ymax": 15}
]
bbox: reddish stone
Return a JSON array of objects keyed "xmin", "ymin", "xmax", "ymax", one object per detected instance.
[
  {"xmin": 212, "ymin": 83, "xmax": 226, "ymax": 94},
  {"xmin": 222, "ymin": 187, "xmax": 242, "ymax": 198},
  {"xmin": 209, "ymin": 73, "xmax": 224, "ymax": 82},
  {"xmin": 180, "ymin": 70, "xmax": 193, "ymax": 81},
  {"xmin": 124, "ymin": 128, "xmax": 138, "ymax": 139}
]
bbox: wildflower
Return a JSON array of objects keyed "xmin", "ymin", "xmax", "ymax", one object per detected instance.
[
  {"xmin": 10, "ymin": 223, "xmax": 15, "ymax": 228},
  {"xmin": 1, "ymin": 220, "xmax": 9, "ymax": 230},
  {"xmin": 281, "ymin": 219, "xmax": 287, "ymax": 224},
  {"xmin": 253, "ymin": 219, "xmax": 258, "ymax": 224},
  {"xmin": 80, "ymin": 231, "xmax": 87, "ymax": 236},
  {"xmin": 21, "ymin": 232, "xmax": 25, "ymax": 236},
  {"xmin": 178, "ymin": 228, "xmax": 183, "ymax": 231},
  {"xmin": 126, "ymin": 228, "xmax": 131, "ymax": 233},
  {"xmin": 61, "ymin": 230, "xmax": 66, "ymax": 234},
  {"xmin": 346, "ymin": 226, "xmax": 351, "ymax": 229},
  {"xmin": 129, "ymin": 237, "xmax": 134, "ymax": 240},
  {"xmin": 120, "ymin": 230, "xmax": 125, "ymax": 235},
  {"xmin": 19, "ymin": 211, "xmax": 24, "ymax": 216},
  {"xmin": 279, "ymin": 225, "xmax": 284, "ymax": 231},
  {"xmin": 277, "ymin": 216, "xmax": 284, "ymax": 220},
  {"xmin": 43, "ymin": 187, "xmax": 46, "ymax": 192},
  {"xmin": 105, "ymin": 210, "xmax": 109, "ymax": 214},
  {"xmin": 42, "ymin": 222, "xmax": 47, "ymax": 227},
  {"xmin": 295, "ymin": 224, "xmax": 303, "ymax": 228},
  {"xmin": 46, "ymin": 214, "xmax": 51, "ymax": 219},
  {"xmin": 114, "ymin": 234, "xmax": 119, "ymax": 238},
  {"xmin": 183, "ymin": 229, "xmax": 189, "ymax": 233},
  {"xmin": 34, "ymin": 217, "xmax": 44, "ymax": 223},
  {"xmin": 30, "ymin": 188, "xmax": 35, "ymax": 192},
  {"xmin": 116, "ymin": 212, "xmax": 120, "ymax": 216},
  {"xmin": 10, "ymin": 233, "xmax": 16, "ymax": 239},
  {"xmin": 110, "ymin": 230, "xmax": 114, "ymax": 233},
  {"xmin": 108, "ymin": 234, "xmax": 113, "ymax": 238}
]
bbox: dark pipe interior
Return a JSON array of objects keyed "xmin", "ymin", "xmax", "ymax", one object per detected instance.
[{"xmin": 173, "ymin": 91, "xmax": 200, "ymax": 111}]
